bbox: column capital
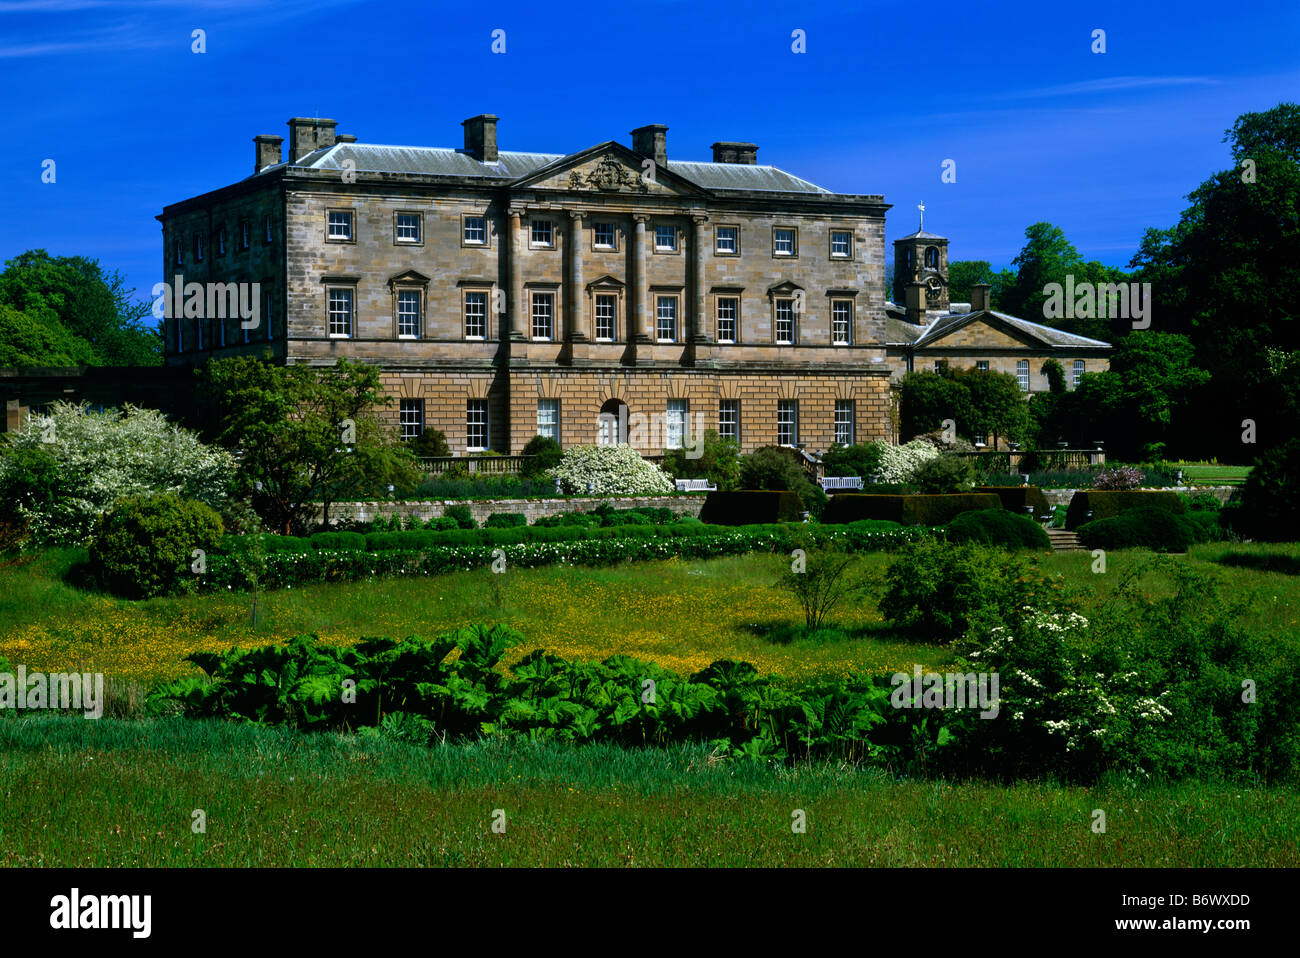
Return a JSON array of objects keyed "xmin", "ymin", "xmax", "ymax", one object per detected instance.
[
  {"xmin": 631, "ymin": 213, "xmax": 650, "ymax": 225},
  {"xmin": 690, "ymin": 213, "xmax": 710, "ymax": 226},
  {"xmin": 567, "ymin": 209, "xmax": 584, "ymax": 222}
]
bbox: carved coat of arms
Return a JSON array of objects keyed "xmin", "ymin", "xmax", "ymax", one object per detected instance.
[{"xmin": 568, "ymin": 156, "xmax": 648, "ymax": 193}]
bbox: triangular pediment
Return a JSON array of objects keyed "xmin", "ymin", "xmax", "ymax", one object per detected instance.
[
  {"xmin": 916, "ymin": 311, "xmax": 1052, "ymax": 350},
  {"xmin": 766, "ymin": 280, "xmax": 804, "ymax": 296},
  {"xmin": 586, "ymin": 274, "xmax": 625, "ymax": 290},
  {"xmin": 387, "ymin": 269, "xmax": 430, "ymax": 287},
  {"xmin": 511, "ymin": 142, "xmax": 709, "ymax": 196}
]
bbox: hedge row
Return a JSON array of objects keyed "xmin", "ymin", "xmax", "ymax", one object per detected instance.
[
  {"xmin": 221, "ymin": 520, "xmax": 726, "ymax": 556},
  {"xmin": 822, "ymin": 493, "xmax": 1003, "ymax": 526},
  {"xmin": 201, "ymin": 519, "xmax": 930, "ymax": 592},
  {"xmin": 699, "ymin": 490, "xmax": 806, "ymax": 525},
  {"xmin": 1065, "ymin": 490, "xmax": 1185, "ymax": 530}
]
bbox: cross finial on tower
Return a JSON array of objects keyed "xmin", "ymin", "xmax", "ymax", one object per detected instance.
[{"xmin": 918, "ymin": 201, "xmax": 925, "ymax": 231}]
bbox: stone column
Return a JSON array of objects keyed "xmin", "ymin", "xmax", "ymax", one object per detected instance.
[
  {"xmin": 690, "ymin": 214, "xmax": 711, "ymax": 343},
  {"xmin": 630, "ymin": 214, "xmax": 649, "ymax": 342},
  {"xmin": 508, "ymin": 208, "xmax": 525, "ymax": 340},
  {"xmin": 567, "ymin": 210, "xmax": 585, "ymax": 341}
]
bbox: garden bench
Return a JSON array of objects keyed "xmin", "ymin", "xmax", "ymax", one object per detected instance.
[
  {"xmin": 819, "ymin": 476, "xmax": 864, "ymax": 492},
  {"xmin": 674, "ymin": 478, "xmax": 717, "ymax": 493}
]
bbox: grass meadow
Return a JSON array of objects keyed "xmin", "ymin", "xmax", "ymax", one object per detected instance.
[
  {"xmin": 2, "ymin": 714, "xmax": 1297, "ymax": 867},
  {"xmin": 4, "ymin": 542, "xmax": 1300, "ymax": 694},
  {"xmin": 4, "ymin": 540, "xmax": 1299, "ymax": 867}
]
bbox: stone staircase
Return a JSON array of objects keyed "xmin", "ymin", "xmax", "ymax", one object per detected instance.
[{"xmin": 1045, "ymin": 527, "xmax": 1086, "ymax": 552}]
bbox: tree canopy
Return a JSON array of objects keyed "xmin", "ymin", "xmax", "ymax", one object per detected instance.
[
  {"xmin": 0, "ymin": 249, "xmax": 160, "ymax": 366},
  {"xmin": 201, "ymin": 356, "xmax": 419, "ymax": 533}
]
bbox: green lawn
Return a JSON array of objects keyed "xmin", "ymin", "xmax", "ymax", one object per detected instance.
[
  {"xmin": 1176, "ymin": 463, "xmax": 1252, "ymax": 485},
  {"xmin": 2, "ymin": 714, "xmax": 1296, "ymax": 867}
]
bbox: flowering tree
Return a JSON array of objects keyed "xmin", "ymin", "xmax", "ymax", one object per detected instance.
[
  {"xmin": 551, "ymin": 444, "xmax": 675, "ymax": 496},
  {"xmin": 0, "ymin": 401, "xmax": 235, "ymax": 545},
  {"xmin": 875, "ymin": 439, "xmax": 941, "ymax": 483}
]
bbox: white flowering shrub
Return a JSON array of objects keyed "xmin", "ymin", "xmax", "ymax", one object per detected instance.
[
  {"xmin": 955, "ymin": 605, "xmax": 1173, "ymax": 778},
  {"xmin": 875, "ymin": 439, "xmax": 940, "ymax": 484},
  {"xmin": 551, "ymin": 444, "xmax": 675, "ymax": 497},
  {"xmin": 0, "ymin": 401, "xmax": 236, "ymax": 545}
]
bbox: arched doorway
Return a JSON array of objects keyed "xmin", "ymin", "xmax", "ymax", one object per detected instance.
[{"xmin": 598, "ymin": 398, "xmax": 628, "ymax": 445}]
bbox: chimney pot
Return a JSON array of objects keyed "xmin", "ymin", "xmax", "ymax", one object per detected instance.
[
  {"xmin": 630, "ymin": 124, "xmax": 668, "ymax": 168},
  {"xmin": 462, "ymin": 114, "xmax": 499, "ymax": 162},
  {"xmin": 711, "ymin": 141, "xmax": 758, "ymax": 164},
  {"xmin": 287, "ymin": 117, "xmax": 338, "ymax": 162},
  {"xmin": 253, "ymin": 134, "xmax": 283, "ymax": 173}
]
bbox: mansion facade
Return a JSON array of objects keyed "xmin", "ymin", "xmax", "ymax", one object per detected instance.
[{"xmin": 158, "ymin": 115, "xmax": 895, "ymax": 455}]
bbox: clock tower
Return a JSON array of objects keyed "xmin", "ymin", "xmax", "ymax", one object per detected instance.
[{"xmin": 893, "ymin": 201, "xmax": 950, "ymax": 316}]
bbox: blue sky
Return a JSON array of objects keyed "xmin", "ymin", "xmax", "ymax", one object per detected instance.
[{"xmin": 1, "ymin": 0, "xmax": 1296, "ymax": 304}]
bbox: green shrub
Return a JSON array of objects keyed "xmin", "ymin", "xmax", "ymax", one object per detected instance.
[
  {"xmin": 662, "ymin": 429, "xmax": 741, "ymax": 491},
  {"xmin": 1064, "ymin": 490, "xmax": 1186, "ymax": 530},
  {"xmin": 1238, "ymin": 439, "xmax": 1300, "ymax": 542},
  {"xmin": 699, "ymin": 490, "xmax": 806, "ymax": 525},
  {"xmin": 820, "ymin": 443, "xmax": 886, "ymax": 480},
  {"xmin": 912, "ymin": 455, "xmax": 977, "ymax": 494},
  {"xmin": 945, "ymin": 509, "xmax": 1051, "ymax": 549},
  {"xmin": 407, "ymin": 430, "xmax": 450, "ymax": 458},
  {"xmin": 89, "ymin": 494, "xmax": 225, "ymax": 599},
  {"xmin": 309, "ymin": 531, "xmax": 367, "ymax": 551},
  {"xmin": 485, "ymin": 512, "xmax": 527, "ymax": 529},
  {"xmin": 879, "ymin": 539, "xmax": 1068, "ymax": 642},
  {"xmin": 424, "ymin": 516, "xmax": 459, "ymax": 531},
  {"xmin": 738, "ymin": 447, "xmax": 827, "ymax": 516},
  {"xmin": 519, "ymin": 435, "xmax": 563, "ymax": 479},
  {"xmin": 1182, "ymin": 510, "xmax": 1226, "ymax": 544},
  {"xmin": 443, "ymin": 504, "xmax": 477, "ymax": 529},
  {"xmin": 1076, "ymin": 508, "xmax": 1195, "ymax": 552},
  {"xmin": 822, "ymin": 493, "xmax": 1002, "ymax": 526}
]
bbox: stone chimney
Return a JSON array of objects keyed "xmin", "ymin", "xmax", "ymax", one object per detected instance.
[
  {"xmin": 711, "ymin": 142, "xmax": 758, "ymax": 164},
  {"xmin": 904, "ymin": 282, "xmax": 927, "ymax": 326},
  {"xmin": 462, "ymin": 114, "xmax": 499, "ymax": 162},
  {"xmin": 253, "ymin": 134, "xmax": 283, "ymax": 173},
  {"xmin": 337, "ymin": 134, "xmax": 357, "ymax": 143},
  {"xmin": 970, "ymin": 283, "xmax": 991, "ymax": 312},
  {"xmin": 287, "ymin": 117, "xmax": 338, "ymax": 162},
  {"xmin": 630, "ymin": 124, "xmax": 668, "ymax": 167}
]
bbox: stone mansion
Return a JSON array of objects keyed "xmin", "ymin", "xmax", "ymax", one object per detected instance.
[{"xmin": 156, "ymin": 114, "xmax": 1108, "ymax": 456}]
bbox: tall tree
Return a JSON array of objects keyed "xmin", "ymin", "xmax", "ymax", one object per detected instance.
[
  {"xmin": 202, "ymin": 356, "xmax": 419, "ymax": 533},
  {"xmin": 946, "ymin": 260, "xmax": 995, "ymax": 304},
  {"xmin": 0, "ymin": 249, "xmax": 161, "ymax": 365},
  {"xmin": 1129, "ymin": 103, "xmax": 1300, "ymax": 456}
]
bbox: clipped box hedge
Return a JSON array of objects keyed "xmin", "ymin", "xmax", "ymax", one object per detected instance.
[
  {"xmin": 699, "ymin": 490, "xmax": 805, "ymax": 525},
  {"xmin": 974, "ymin": 485, "xmax": 1053, "ymax": 520},
  {"xmin": 822, "ymin": 493, "xmax": 1002, "ymax": 526},
  {"xmin": 1065, "ymin": 490, "xmax": 1186, "ymax": 531}
]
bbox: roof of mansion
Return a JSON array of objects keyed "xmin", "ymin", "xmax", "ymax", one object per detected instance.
[
  {"xmin": 259, "ymin": 141, "xmax": 839, "ymax": 195},
  {"xmin": 885, "ymin": 305, "xmax": 1112, "ymax": 349}
]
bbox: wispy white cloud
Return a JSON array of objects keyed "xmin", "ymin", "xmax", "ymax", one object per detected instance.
[
  {"xmin": 1008, "ymin": 75, "xmax": 1219, "ymax": 99},
  {"xmin": 0, "ymin": 0, "xmax": 365, "ymax": 57}
]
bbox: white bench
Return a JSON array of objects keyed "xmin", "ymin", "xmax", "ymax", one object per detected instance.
[
  {"xmin": 675, "ymin": 478, "xmax": 717, "ymax": 493},
  {"xmin": 819, "ymin": 476, "xmax": 864, "ymax": 491}
]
